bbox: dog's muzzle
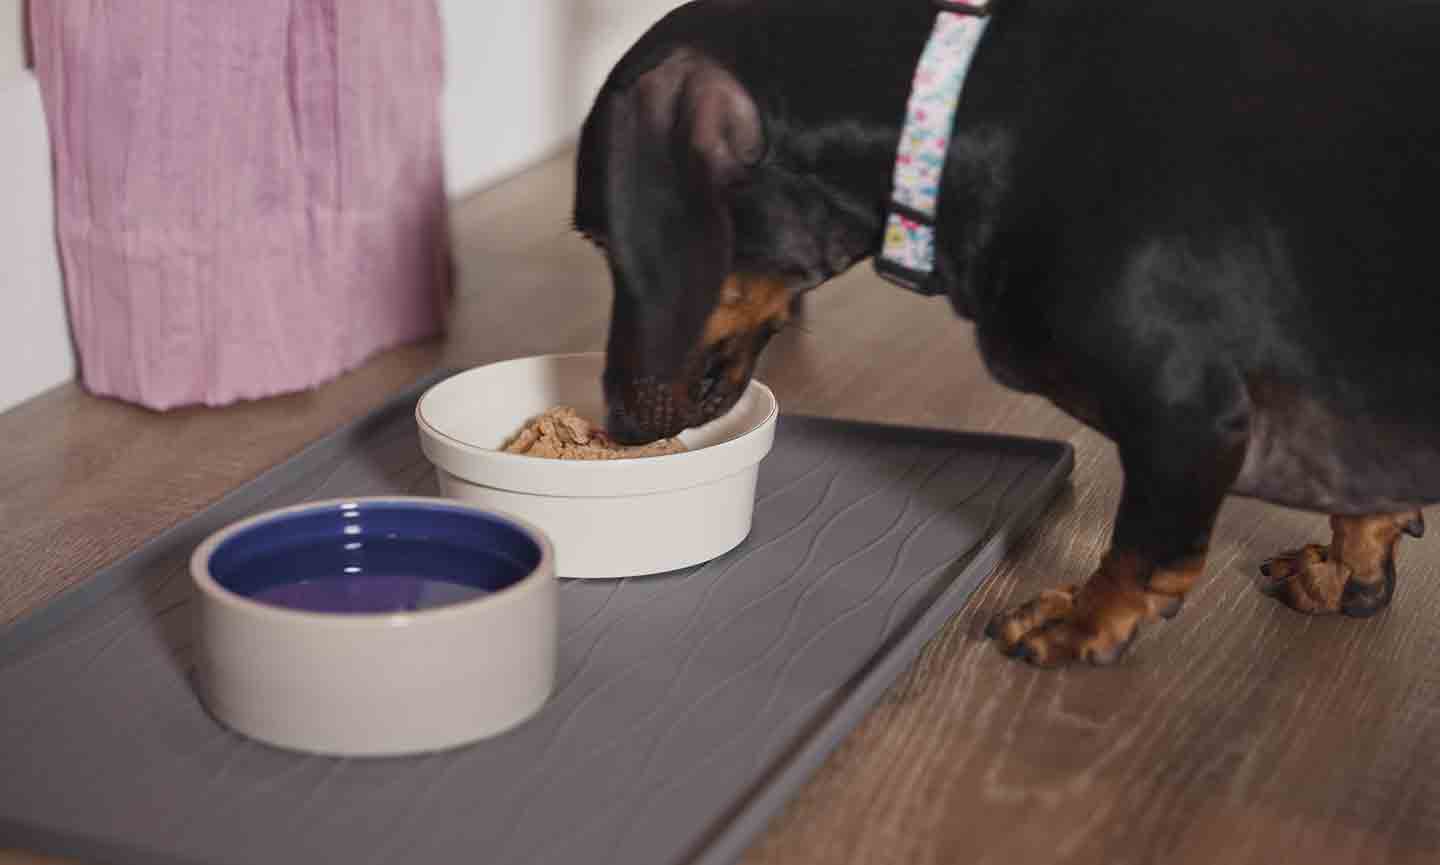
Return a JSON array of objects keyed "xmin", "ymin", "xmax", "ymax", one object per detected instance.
[{"xmin": 604, "ymin": 345, "xmax": 749, "ymax": 444}]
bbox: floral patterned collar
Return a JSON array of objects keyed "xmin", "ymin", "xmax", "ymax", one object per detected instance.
[{"xmin": 874, "ymin": 0, "xmax": 994, "ymax": 296}]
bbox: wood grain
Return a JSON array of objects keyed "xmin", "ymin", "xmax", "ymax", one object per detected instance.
[{"xmin": 6, "ymin": 151, "xmax": 1440, "ymax": 865}]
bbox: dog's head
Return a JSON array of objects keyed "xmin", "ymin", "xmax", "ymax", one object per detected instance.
[
  {"xmin": 574, "ymin": 47, "xmax": 775, "ymax": 444},
  {"xmin": 574, "ymin": 34, "xmax": 879, "ymax": 444}
]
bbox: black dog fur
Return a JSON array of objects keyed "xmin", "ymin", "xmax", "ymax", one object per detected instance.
[{"xmin": 573, "ymin": 0, "xmax": 1440, "ymax": 665}]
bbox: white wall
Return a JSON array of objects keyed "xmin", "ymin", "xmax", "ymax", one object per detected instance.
[
  {"xmin": 1, "ymin": 0, "xmax": 74, "ymax": 415},
  {"xmin": 0, "ymin": 0, "xmax": 682, "ymax": 413},
  {"xmin": 0, "ymin": 0, "xmax": 22, "ymax": 84},
  {"xmin": 440, "ymin": 0, "xmax": 685, "ymax": 195}
]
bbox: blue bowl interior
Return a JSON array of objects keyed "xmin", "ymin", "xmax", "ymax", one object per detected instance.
[{"xmin": 207, "ymin": 502, "xmax": 544, "ymax": 614}]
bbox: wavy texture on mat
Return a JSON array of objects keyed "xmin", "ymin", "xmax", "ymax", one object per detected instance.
[{"xmin": 0, "ymin": 408, "xmax": 1065, "ymax": 865}]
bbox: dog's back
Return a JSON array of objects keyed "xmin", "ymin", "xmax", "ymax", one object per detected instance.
[{"xmin": 961, "ymin": 2, "xmax": 1440, "ymax": 512}]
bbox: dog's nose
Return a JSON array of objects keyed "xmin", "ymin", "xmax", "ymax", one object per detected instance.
[{"xmin": 604, "ymin": 405, "xmax": 657, "ymax": 446}]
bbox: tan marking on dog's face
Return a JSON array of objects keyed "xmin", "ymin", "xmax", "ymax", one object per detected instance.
[{"xmin": 702, "ymin": 274, "xmax": 792, "ymax": 349}]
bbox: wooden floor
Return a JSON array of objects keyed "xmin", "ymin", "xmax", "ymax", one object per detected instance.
[{"xmin": 5, "ymin": 151, "xmax": 1440, "ymax": 865}]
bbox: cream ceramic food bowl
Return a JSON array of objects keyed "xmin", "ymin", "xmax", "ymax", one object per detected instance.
[
  {"xmin": 190, "ymin": 497, "xmax": 557, "ymax": 758},
  {"xmin": 416, "ymin": 353, "xmax": 779, "ymax": 579}
]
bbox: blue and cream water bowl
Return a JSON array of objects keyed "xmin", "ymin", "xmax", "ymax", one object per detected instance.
[{"xmin": 189, "ymin": 497, "xmax": 556, "ymax": 758}]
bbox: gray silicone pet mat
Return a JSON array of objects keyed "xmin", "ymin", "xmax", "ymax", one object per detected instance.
[{"xmin": 0, "ymin": 372, "xmax": 1071, "ymax": 865}]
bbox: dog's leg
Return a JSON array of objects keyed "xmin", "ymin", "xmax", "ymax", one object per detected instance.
[
  {"xmin": 987, "ymin": 403, "xmax": 1246, "ymax": 667},
  {"xmin": 1259, "ymin": 512, "xmax": 1424, "ymax": 617}
]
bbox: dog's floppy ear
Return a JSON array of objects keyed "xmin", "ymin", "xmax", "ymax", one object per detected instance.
[{"xmin": 598, "ymin": 49, "xmax": 764, "ymax": 374}]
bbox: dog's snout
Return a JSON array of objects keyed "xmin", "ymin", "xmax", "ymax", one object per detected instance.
[
  {"xmin": 603, "ymin": 405, "xmax": 652, "ymax": 446},
  {"xmin": 604, "ymin": 376, "xmax": 689, "ymax": 444}
]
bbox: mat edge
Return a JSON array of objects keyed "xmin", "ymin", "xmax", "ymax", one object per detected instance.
[{"xmin": 687, "ymin": 441, "xmax": 1075, "ymax": 865}]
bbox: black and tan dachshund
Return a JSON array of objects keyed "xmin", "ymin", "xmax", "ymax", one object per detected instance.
[{"xmin": 572, "ymin": 0, "xmax": 1440, "ymax": 667}]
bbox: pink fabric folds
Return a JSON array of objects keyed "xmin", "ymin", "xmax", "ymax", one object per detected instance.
[{"xmin": 29, "ymin": 1, "xmax": 450, "ymax": 410}]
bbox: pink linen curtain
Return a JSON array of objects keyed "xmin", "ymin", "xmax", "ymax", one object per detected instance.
[{"xmin": 29, "ymin": 0, "xmax": 450, "ymax": 410}]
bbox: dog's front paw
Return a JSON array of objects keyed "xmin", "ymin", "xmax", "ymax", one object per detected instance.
[
  {"xmin": 987, "ymin": 551, "xmax": 1199, "ymax": 668},
  {"xmin": 985, "ymin": 583, "xmax": 1176, "ymax": 668}
]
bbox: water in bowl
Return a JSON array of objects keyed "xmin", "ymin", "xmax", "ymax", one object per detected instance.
[
  {"xmin": 226, "ymin": 538, "xmax": 524, "ymax": 614},
  {"xmin": 250, "ymin": 575, "xmax": 490, "ymax": 614}
]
